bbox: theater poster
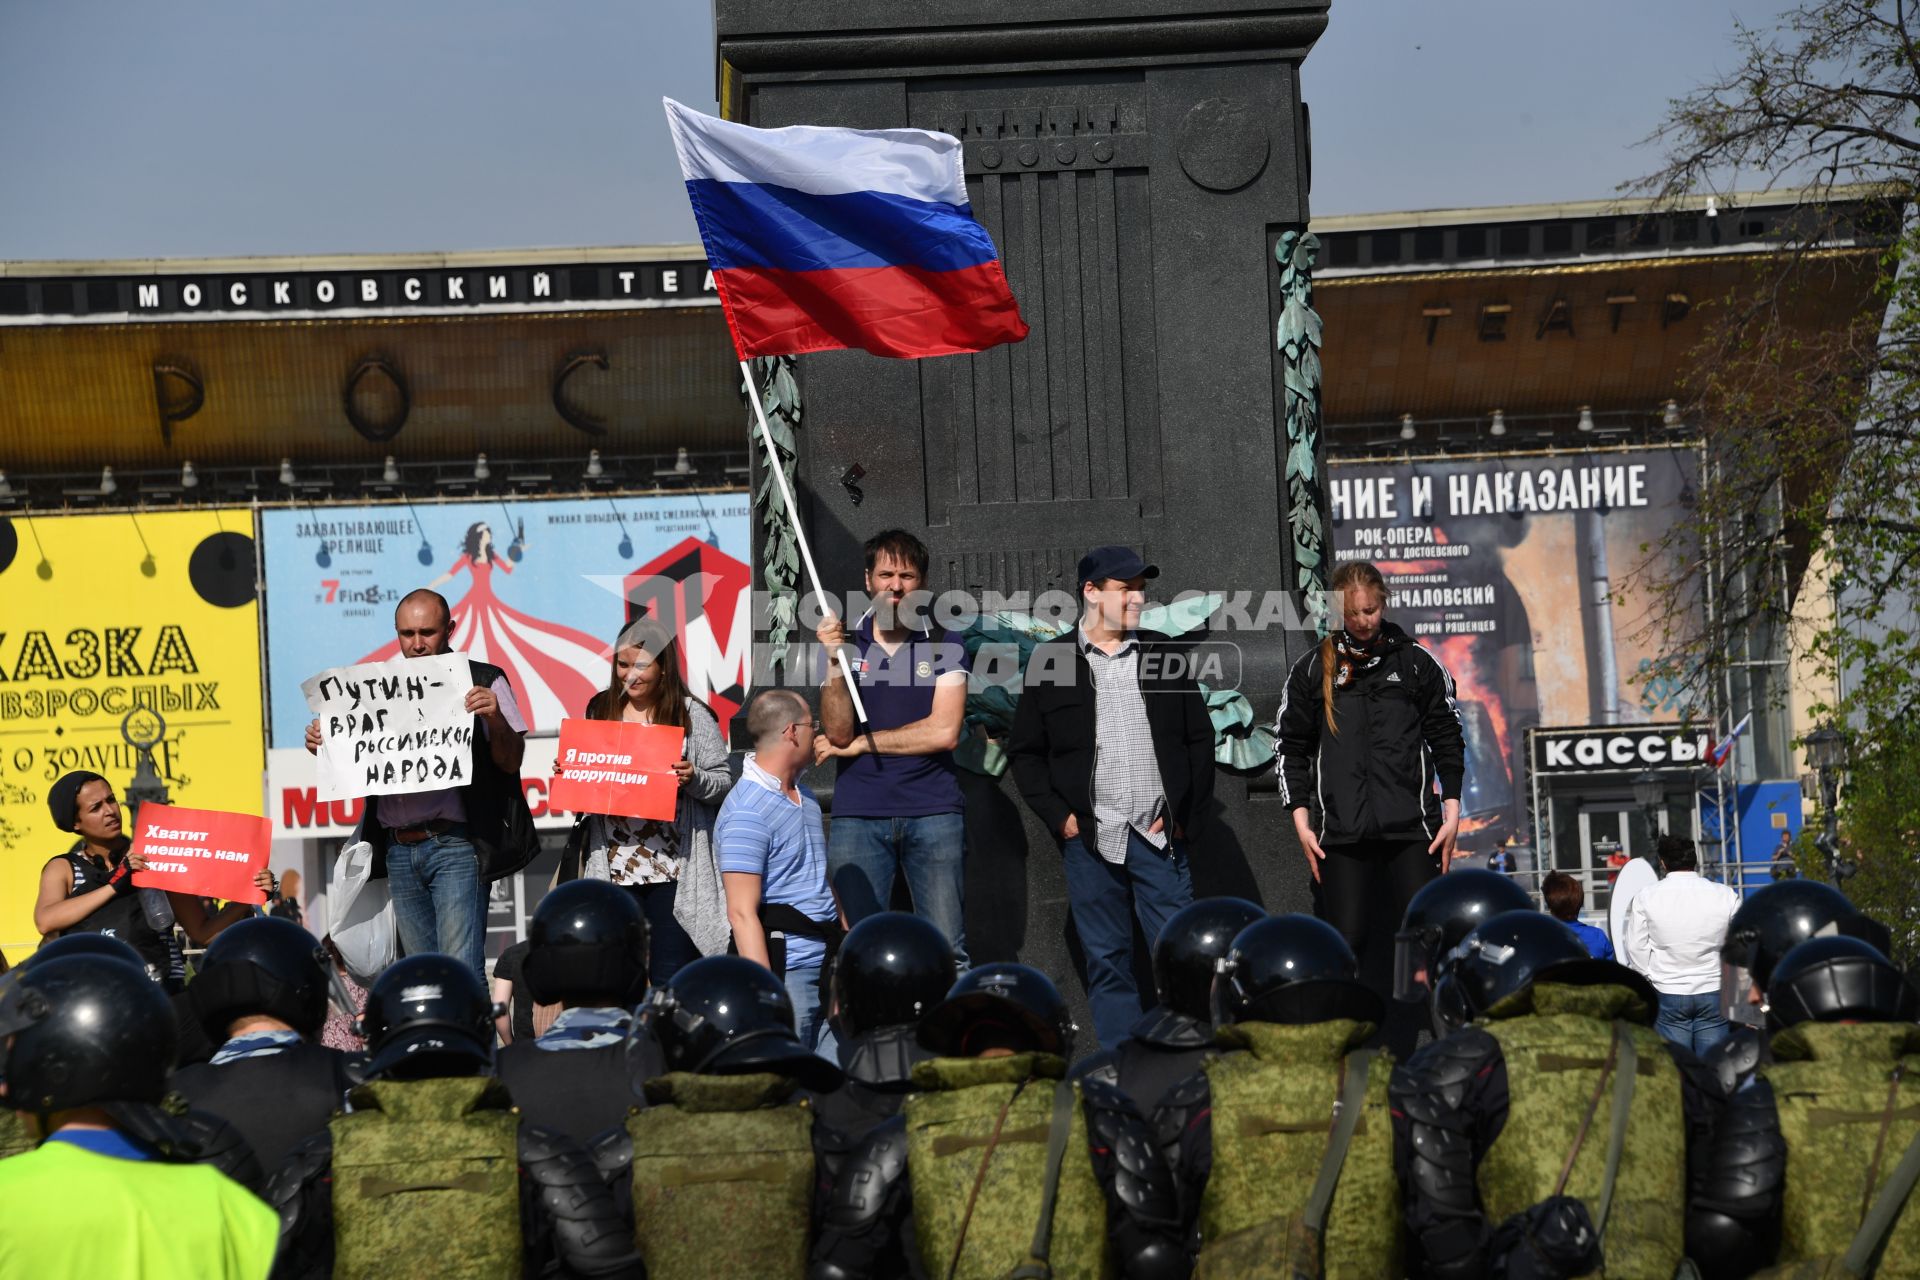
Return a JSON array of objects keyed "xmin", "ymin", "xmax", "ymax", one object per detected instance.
[
  {"xmin": 1326, "ymin": 446, "xmax": 1702, "ymax": 856},
  {"xmin": 259, "ymin": 495, "xmax": 751, "ymax": 752},
  {"xmin": 0, "ymin": 510, "xmax": 266, "ymax": 962}
]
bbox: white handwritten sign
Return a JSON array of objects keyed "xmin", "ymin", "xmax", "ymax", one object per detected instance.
[{"xmin": 301, "ymin": 653, "xmax": 472, "ymax": 801}]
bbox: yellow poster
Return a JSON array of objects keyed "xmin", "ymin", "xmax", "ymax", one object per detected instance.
[{"xmin": 0, "ymin": 509, "xmax": 264, "ymax": 962}]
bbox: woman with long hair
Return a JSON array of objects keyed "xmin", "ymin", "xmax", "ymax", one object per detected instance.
[
  {"xmin": 569, "ymin": 620, "xmax": 732, "ymax": 984},
  {"xmin": 1275, "ymin": 559, "xmax": 1466, "ymax": 1054}
]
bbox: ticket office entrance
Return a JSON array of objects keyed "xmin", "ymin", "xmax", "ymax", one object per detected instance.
[{"xmin": 1535, "ymin": 774, "xmax": 1696, "ymax": 917}]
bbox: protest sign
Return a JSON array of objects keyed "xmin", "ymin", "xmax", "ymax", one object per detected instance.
[
  {"xmin": 301, "ymin": 653, "xmax": 473, "ymax": 801},
  {"xmin": 259, "ymin": 495, "xmax": 752, "ymax": 747},
  {"xmin": 0, "ymin": 508, "xmax": 267, "ymax": 963},
  {"xmin": 549, "ymin": 719, "xmax": 683, "ymax": 821},
  {"xmin": 129, "ymin": 803, "xmax": 271, "ymax": 904}
]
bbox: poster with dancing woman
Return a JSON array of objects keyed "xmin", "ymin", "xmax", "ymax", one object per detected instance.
[
  {"xmin": 353, "ymin": 518, "xmax": 610, "ymax": 732},
  {"xmin": 260, "ymin": 494, "xmax": 751, "ymax": 749}
]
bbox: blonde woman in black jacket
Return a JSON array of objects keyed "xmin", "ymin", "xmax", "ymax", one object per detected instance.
[{"xmin": 1275, "ymin": 559, "xmax": 1465, "ymax": 1053}]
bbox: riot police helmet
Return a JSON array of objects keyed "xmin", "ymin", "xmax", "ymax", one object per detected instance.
[
  {"xmin": 1764, "ymin": 935, "xmax": 1920, "ymax": 1031},
  {"xmin": 1441, "ymin": 910, "xmax": 1656, "ymax": 1021},
  {"xmin": 522, "ymin": 879, "xmax": 650, "ymax": 1008},
  {"xmin": 830, "ymin": 912, "xmax": 957, "ymax": 1039},
  {"xmin": 917, "ymin": 962, "xmax": 1076, "ymax": 1060},
  {"xmin": 634, "ymin": 955, "xmax": 843, "ymax": 1093},
  {"xmin": 1723, "ymin": 880, "xmax": 1885, "ymax": 992},
  {"xmin": 0, "ymin": 953, "xmax": 176, "ymax": 1113},
  {"xmin": 1153, "ymin": 897, "xmax": 1266, "ymax": 1022},
  {"xmin": 360, "ymin": 953, "xmax": 496, "ymax": 1080},
  {"xmin": 1211, "ymin": 913, "xmax": 1384, "ymax": 1027},
  {"xmin": 27, "ymin": 932, "xmax": 146, "ymax": 971},
  {"xmin": 1393, "ymin": 869, "xmax": 1535, "ymax": 1001},
  {"xmin": 188, "ymin": 916, "xmax": 331, "ymax": 1041}
]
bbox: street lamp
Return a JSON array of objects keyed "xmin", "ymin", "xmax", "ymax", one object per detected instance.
[{"xmin": 1803, "ymin": 724, "xmax": 1852, "ymax": 883}]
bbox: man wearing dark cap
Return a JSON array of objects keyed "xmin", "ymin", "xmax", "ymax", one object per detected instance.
[
  {"xmin": 32, "ymin": 771, "xmax": 273, "ymax": 986},
  {"xmin": 1007, "ymin": 545, "xmax": 1213, "ymax": 1049}
]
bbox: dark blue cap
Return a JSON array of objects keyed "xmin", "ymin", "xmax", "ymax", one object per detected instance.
[{"xmin": 1077, "ymin": 545, "xmax": 1159, "ymax": 589}]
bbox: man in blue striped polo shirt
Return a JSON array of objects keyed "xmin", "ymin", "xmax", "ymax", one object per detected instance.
[{"xmin": 715, "ymin": 689, "xmax": 845, "ymax": 1054}]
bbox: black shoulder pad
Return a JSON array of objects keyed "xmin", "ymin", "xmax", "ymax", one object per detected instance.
[
  {"xmin": 520, "ymin": 1124, "xmax": 609, "ymax": 1190},
  {"xmin": 1155, "ymin": 1068, "xmax": 1209, "ymax": 1116},
  {"xmin": 1701, "ymin": 1026, "xmax": 1763, "ymax": 1098},
  {"xmin": 1391, "ymin": 1026, "xmax": 1499, "ymax": 1125},
  {"xmin": 519, "ymin": 1124, "xmax": 644, "ymax": 1275},
  {"xmin": 1151, "ymin": 1068, "xmax": 1210, "ymax": 1152},
  {"xmin": 1077, "ymin": 1073, "xmax": 1144, "ymax": 1118},
  {"xmin": 264, "ymin": 1131, "xmax": 335, "ymax": 1280},
  {"xmin": 1695, "ymin": 1077, "xmax": 1786, "ymax": 1208},
  {"xmin": 1069, "ymin": 1047, "xmax": 1120, "ymax": 1090},
  {"xmin": 585, "ymin": 1123, "xmax": 633, "ymax": 1186},
  {"xmin": 1687, "ymin": 1078, "xmax": 1784, "ymax": 1277},
  {"xmin": 112, "ymin": 1100, "xmax": 269, "ymax": 1194},
  {"xmin": 266, "ymin": 1129, "xmax": 333, "ymax": 1214},
  {"xmin": 182, "ymin": 1110, "xmax": 268, "ymax": 1193},
  {"xmin": 824, "ymin": 1115, "xmax": 909, "ymax": 1231},
  {"xmin": 1083, "ymin": 1083, "xmax": 1181, "ymax": 1226}
]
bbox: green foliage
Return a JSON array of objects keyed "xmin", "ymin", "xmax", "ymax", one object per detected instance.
[
  {"xmin": 1624, "ymin": 0, "xmax": 1920, "ymax": 948},
  {"xmin": 1833, "ymin": 714, "xmax": 1920, "ymax": 967},
  {"xmin": 1624, "ymin": 1, "xmax": 1918, "ymax": 734},
  {"xmin": 1276, "ymin": 229, "xmax": 1331, "ymax": 635},
  {"xmin": 745, "ymin": 355, "xmax": 803, "ymax": 671}
]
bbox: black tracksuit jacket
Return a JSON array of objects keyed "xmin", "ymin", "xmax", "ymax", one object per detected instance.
[{"xmin": 1275, "ymin": 622, "xmax": 1466, "ymax": 845}]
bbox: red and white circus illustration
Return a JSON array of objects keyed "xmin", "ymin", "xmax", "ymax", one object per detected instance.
[{"xmin": 357, "ymin": 535, "xmax": 751, "ymax": 733}]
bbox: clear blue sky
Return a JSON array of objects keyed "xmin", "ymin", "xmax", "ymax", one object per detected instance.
[{"xmin": 0, "ymin": 0, "xmax": 1789, "ymax": 261}]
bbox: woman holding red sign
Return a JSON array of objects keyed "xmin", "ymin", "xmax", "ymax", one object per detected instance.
[
  {"xmin": 562, "ymin": 622, "xmax": 732, "ymax": 985},
  {"xmin": 33, "ymin": 771, "xmax": 276, "ymax": 989}
]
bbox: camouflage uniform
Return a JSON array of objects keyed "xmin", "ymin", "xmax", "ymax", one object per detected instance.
[
  {"xmin": 1708, "ymin": 1022, "xmax": 1920, "ymax": 1277},
  {"xmin": 810, "ymin": 1051, "xmax": 1186, "ymax": 1280},
  {"xmin": 1392, "ymin": 981, "xmax": 1724, "ymax": 1280},
  {"xmin": 267, "ymin": 1075, "xmax": 637, "ymax": 1279},
  {"xmin": 625, "ymin": 1071, "xmax": 819, "ymax": 1280},
  {"xmin": 1156, "ymin": 1018, "xmax": 1399, "ymax": 1278},
  {"xmin": 0, "ymin": 1111, "xmax": 33, "ymax": 1161}
]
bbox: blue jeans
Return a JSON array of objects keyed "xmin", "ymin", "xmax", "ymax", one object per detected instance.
[
  {"xmin": 623, "ymin": 881, "xmax": 700, "ymax": 988},
  {"xmin": 387, "ymin": 830, "xmax": 486, "ymax": 979},
  {"xmin": 828, "ymin": 813, "xmax": 970, "ymax": 966},
  {"xmin": 784, "ymin": 964, "xmax": 839, "ymax": 1061},
  {"xmin": 1655, "ymin": 990, "xmax": 1731, "ymax": 1056},
  {"xmin": 1062, "ymin": 826, "xmax": 1194, "ymax": 1050}
]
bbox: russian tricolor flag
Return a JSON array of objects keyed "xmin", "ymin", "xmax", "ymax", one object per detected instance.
[{"xmin": 663, "ymin": 98, "xmax": 1029, "ymax": 360}]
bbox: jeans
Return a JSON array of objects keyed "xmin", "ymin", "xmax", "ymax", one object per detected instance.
[
  {"xmin": 1061, "ymin": 826, "xmax": 1194, "ymax": 1050},
  {"xmin": 623, "ymin": 881, "xmax": 700, "ymax": 988},
  {"xmin": 784, "ymin": 964, "xmax": 839, "ymax": 1061},
  {"xmin": 387, "ymin": 829, "xmax": 486, "ymax": 979},
  {"xmin": 827, "ymin": 813, "xmax": 970, "ymax": 966},
  {"xmin": 1655, "ymin": 990, "xmax": 1731, "ymax": 1056}
]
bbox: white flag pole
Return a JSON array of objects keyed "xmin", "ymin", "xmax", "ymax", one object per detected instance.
[{"xmin": 741, "ymin": 358, "xmax": 871, "ymax": 724}]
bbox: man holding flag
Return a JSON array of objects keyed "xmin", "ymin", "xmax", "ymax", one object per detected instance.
[{"xmin": 663, "ymin": 98, "xmax": 1028, "ymax": 980}]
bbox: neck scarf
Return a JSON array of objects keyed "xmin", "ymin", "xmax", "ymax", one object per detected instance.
[
  {"xmin": 1331, "ymin": 630, "xmax": 1386, "ymax": 689},
  {"xmin": 534, "ymin": 1006, "xmax": 632, "ymax": 1053},
  {"xmin": 210, "ymin": 1028, "xmax": 305, "ymax": 1065}
]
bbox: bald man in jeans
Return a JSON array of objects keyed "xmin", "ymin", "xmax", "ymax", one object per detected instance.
[{"xmin": 307, "ymin": 589, "xmax": 534, "ymax": 978}]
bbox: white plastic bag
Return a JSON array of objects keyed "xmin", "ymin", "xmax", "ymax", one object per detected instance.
[{"xmin": 327, "ymin": 841, "xmax": 396, "ymax": 986}]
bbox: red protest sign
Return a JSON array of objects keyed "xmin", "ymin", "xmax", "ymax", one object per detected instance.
[
  {"xmin": 129, "ymin": 804, "xmax": 272, "ymax": 904},
  {"xmin": 549, "ymin": 719, "xmax": 684, "ymax": 821}
]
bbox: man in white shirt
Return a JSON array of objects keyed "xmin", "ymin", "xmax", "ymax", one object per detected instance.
[{"xmin": 1621, "ymin": 835, "xmax": 1740, "ymax": 1054}]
